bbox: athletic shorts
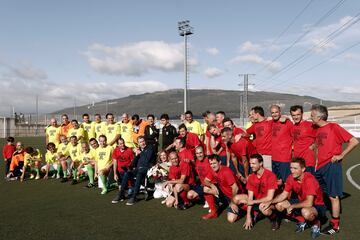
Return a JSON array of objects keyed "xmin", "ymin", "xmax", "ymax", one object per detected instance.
[
  {"xmin": 289, "ymin": 199, "xmax": 327, "ymax": 220},
  {"xmin": 315, "ymin": 162, "xmax": 343, "ymax": 198},
  {"xmin": 272, "ymin": 160, "xmax": 291, "ymax": 182},
  {"xmin": 190, "ymin": 184, "xmax": 204, "ymax": 199}
]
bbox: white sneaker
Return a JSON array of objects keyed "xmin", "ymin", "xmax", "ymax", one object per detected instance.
[{"xmin": 56, "ymin": 173, "xmax": 60, "ymax": 179}]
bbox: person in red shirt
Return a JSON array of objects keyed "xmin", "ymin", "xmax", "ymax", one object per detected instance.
[
  {"xmin": 265, "ymin": 157, "xmax": 326, "ymax": 239},
  {"xmin": 174, "ymin": 137, "xmax": 194, "ymax": 163},
  {"xmin": 215, "ymin": 111, "xmax": 226, "ymax": 129},
  {"xmin": 163, "ymin": 151, "xmax": 195, "ymax": 210},
  {"xmin": 270, "ymin": 105, "xmax": 293, "ymax": 185},
  {"xmin": 111, "ymin": 138, "xmax": 134, "ymax": 203},
  {"xmin": 203, "ymin": 154, "xmax": 242, "ymax": 222},
  {"xmin": 177, "ymin": 123, "xmax": 201, "ymax": 155},
  {"xmin": 290, "ymin": 105, "xmax": 316, "ymax": 174},
  {"xmin": 310, "ymin": 104, "xmax": 358, "ymax": 235},
  {"xmin": 231, "ymin": 154, "xmax": 278, "ymax": 229},
  {"xmin": 221, "ymin": 127, "xmax": 255, "ymax": 182},
  {"xmin": 3, "ymin": 136, "xmax": 16, "ymax": 176},
  {"xmin": 246, "ymin": 106, "xmax": 273, "ymax": 171},
  {"xmin": 208, "ymin": 124, "xmax": 227, "ymax": 166},
  {"xmin": 187, "ymin": 146, "xmax": 212, "ymax": 210}
]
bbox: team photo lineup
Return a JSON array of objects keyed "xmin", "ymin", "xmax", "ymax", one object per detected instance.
[{"xmin": 3, "ymin": 104, "xmax": 359, "ymax": 239}]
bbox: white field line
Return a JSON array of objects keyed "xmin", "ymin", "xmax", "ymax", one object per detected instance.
[{"xmin": 346, "ymin": 164, "xmax": 360, "ymax": 190}]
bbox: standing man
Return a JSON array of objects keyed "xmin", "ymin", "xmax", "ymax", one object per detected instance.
[
  {"xmin": 144, "ymin": 114, "xmax": 159, "ymax": 152},
  {"xmin": 59, "ymin": 114, "xmax": 73, "ymax": 138},
  {"xmin": 270, "ymin": 105, "xmax": 293, "ymax": 185},
  {"xmin": 45, "ymin": 118, "xmax": 60, "ymax": 146},
  {"xmin": 311, "ymin": 104, "xmax": 358, "ymax": 235},
  {"xmin": 81, "ymin": 113, "xmax": 95, "ymax": 142},
  {"xmin": 93, "ymin": 114, "xmax": 105, "ymax": 140},
  {"xmin": 67, "ymin": 120, "xmax": 85, "ymax": 143},
  {"xmin": 184, "ymin": 110, "xmax": 203, "ymax": 139},
  {"xmin": 119, "ymin": 113, "xmax": 135, "ymax": 148},
  {"xmin": 160, "ymin": 114, "xmax": 177, "ymax": 150},
  {"xmin": 290, "ymin": 105, "xmax": 316, "ymax": 174},
  {"xmin": 246, "ymin": 106, "xmax": 272, "ymax": 171},
  {"xmin": 131, "ymin": 114, "xmax": 149, "ymax": 146},
  {"xmin": 104, "ymin": 113, "xmax": 121, "ymax": 147}
]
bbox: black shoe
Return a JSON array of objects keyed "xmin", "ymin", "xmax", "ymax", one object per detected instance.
[
  {"xmin": 112, "ymin": 194, "xmax": 125, "ymax": 204},
  {"xmin": 271, "ymin": 217, "xmax": 280, "ymax": 231},
  {"xmin": 253, "ymin": 212, "xmax": 265, "ymax": 224},
  {"xmin": 71, "ymin": 179, "xmax": 78, "ymax": 185},
  {"xmin": 320, "ymin": 224, "xmax": 339, "ymax": 235},
  {"xmin": 178, "ymin": 203, "xmax": 192, "ymax": 210},
  {"xmin": 85, "ymin": 183, "xmax": 95, "ymax": 188},
  {"xmin": 144, "ymin": 191, "xmax": 151, "ymax": 201},
  {"xmin": 60, "ymin": 178, "xmax": 68, "ymax": 183},
  {"xmin": 126, "ymin": 198, "xmax": 136, "ymax": 206}
]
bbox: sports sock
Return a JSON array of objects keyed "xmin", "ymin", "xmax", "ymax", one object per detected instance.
[
  {"xmin": 204, "ymin": 194, "xmax": 217, "ymax": 213},
  {"xmin": 100, "ymin": 175, "xmax": 107, "ymax": 191},
  {"xmin": 179, "ymin": 191, "xmax": 189, "ymax": 205},
  {"xmin": 63, "ymin": 169, "xmax": 68, "ymax": 178},
  {"xmin": 330, "ymin": 217, "xmax": 340, "ymax": 229},
  {"xmin": 57, "ymin": 165, "xmax": 61, "ymax": 174},
  {"xmin": 35, "ymin": 168, "xmax": 40, "ymax": 176},
  {"xmin": 86, "ymin": 165, "xmax": 94, "ymax": 184},
  {"xmin": 72, "ymin": 168, "xmax": 77, "ymax": 180}
]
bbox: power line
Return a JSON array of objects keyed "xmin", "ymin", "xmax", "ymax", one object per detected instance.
[
  {"xmin": 265, "ymin": 40, "xmax": 360, "ymax": 90},
  {"xmin": 257, "ymin": 11, "xmax": 360, "ymax": 89},
  {"xmin": 255, "ymin": 0, "xmax": 347, "ymax": 75}
]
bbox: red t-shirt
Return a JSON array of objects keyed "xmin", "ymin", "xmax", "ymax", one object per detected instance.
[
  {"xmin": 228, "ymin": 139, "xmax": 247, "ymax": 165},
  {"xmin": 214, "ymin": 135, "xmax": 227, "ymax": 157},
  {"xmin": 3, "ymin": 144, "xmax": 16, "ymax": 159},
  {"xmin": 293, "ymin": 120, "xmax": 316, "ymax": 167},
  {"xmin": 271, "ymin": 120, "xmax": 293, "ymax": 162},
  {"xmin": 178, "ymin": 148, "xmax": 194, "ymax": 163},
  {"xmin": 246, "ymin": 120, "xmax": 272, "ymax": 155},
  {"xmin": 194, "ymin": 157, "xmax": 212, "ymax": 185},
  {"xmin": 169, "ymin": 162, "xmax": 195, "ymax": 185},
  {"xmin": 112, "ymin": 147, "xmax": 134, "ymax": 173},
  {"xmin": 315, "ymin": 123, "xmax": 353, "ymax": 169},
  {"xmin": 284, "ymin": 172, "xmax": 324, "ymax": 206},
  {"xmin": 246, "ymin": 169, "xmax": 277, "ymax": 199},
  {"xmin": 184, "ymin": 132, "xmax": 201, "ymax": 155},
  {"xmin": 206, "ymin": 166, "xmax": 240, "ymax": 199}
]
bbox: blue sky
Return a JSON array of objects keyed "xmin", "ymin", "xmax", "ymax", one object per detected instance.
[{"xmin": 1, "ymin": 0, "xmax": 360, "ymax": 115}]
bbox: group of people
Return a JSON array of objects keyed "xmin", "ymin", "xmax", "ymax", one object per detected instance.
[{"xmin": 2, "ymin": 104, "xmax": 358, "ymax": 238}]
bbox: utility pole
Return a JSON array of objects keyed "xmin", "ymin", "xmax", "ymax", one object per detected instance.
[
  {"xmin": 238, "ymin": 74, "xmax": 255, "ymax": 127},
  {"xmin": 178, "ymin": 20, "xmax": 193, "ymax": 113},
  {"xmin": 36, "ymin": 95, "xmax": 39, "ymax": 135}
]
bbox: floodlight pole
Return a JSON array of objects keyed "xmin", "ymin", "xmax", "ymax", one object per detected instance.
[
  {"xmin": 178, "ymin": 20, "xmax": 193, "ymax": 113},
  {"xmin": 239, "ymin": 74, "xmax": 255, "ymax": 127}
]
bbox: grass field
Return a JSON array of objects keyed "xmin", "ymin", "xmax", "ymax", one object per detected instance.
[{"xmin": 1, "ymin": 137, "xmax": 360, "ymax": 240}]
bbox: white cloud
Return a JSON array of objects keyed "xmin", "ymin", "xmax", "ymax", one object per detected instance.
[
  {"xmin": 84, "ymin": 41, "xmax": 198, "ymax": 76},
  {"xmin": 229, "ymin": 54, "xmax": 281, "ymax": 73},
  {"xmin": 0, "ymin": 62, "xmax": 47, "ymax": 81},
  {"xmin": 239, "ymin": 41, "xmax": 262, "ymax": 53},
  {"xmin": 204, "ymin": 67, "xmax": 224, "ymax": 78},
  {"xmin": 205, "ymin": 48, "xmax": 219, "ymax": 55}
]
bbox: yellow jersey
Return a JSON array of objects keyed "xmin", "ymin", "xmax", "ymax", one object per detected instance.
[
  {"xmin": 79, "ymin": 148, "xmax": 96, "ymax": 163},
  {"xmin": 24, "ymin": 149, "xmax": 42, "ymax": 166},
  {"xmin": 67, "ymin": 128, "xmax": 85, "ymax": 142},
  {"xmin": 185, "ymin": 120, "xmax": 203, "ymax": 137},
  {"xmin": 45, "ymin": 150, "xmax": 58, "ymax": 164},
  {"xmin": 95, "ymin": 145, "xmax": 113, "ymax": 171},
  {"xmin": 94, "ymin": 121, "xmax": 106, "ymax": 139},
  {"xmin": 57, "ymin": 142, "xmax": 69, "ymax": 158},
  {"xmin": 64, "ymin": 143, "xmax": 82, "ymax": 162},
  {"xmin": 81, "ymin": 121, "xmax": 95, "ymax": 142},
  {"xmin": 104, "ymin": 123, "xmax": 121, "ymax": 145},
  {"xmin": 46, "ymin": 126, "xmax": 60, "ymax": 146},
  {"xmin": 119, "ymin": 121, "xmax": 135, "ymax": 148}
]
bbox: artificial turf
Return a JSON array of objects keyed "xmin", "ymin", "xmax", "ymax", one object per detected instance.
[{"xmin": 1, "ymin": 137, "xmax": 360, "ymax": 240}]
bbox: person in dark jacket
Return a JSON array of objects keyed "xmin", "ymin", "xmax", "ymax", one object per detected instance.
[
  {"xmin": 160, "ymin": 114, "xmax": 177, "ymax": 151},
  {"xmin": 144, "ymin": 114, "xmax": 159, "ymax": 153}
]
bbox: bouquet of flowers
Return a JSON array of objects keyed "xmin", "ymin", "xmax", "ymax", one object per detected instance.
[{"xmin": 147, "ymin": 162, "xmax": 170, "ymax": 184}]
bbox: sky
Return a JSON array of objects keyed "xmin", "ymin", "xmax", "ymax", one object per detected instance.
[{"xmin": 1, "ymin": 0, "xmax": 360, "ymax": 115}]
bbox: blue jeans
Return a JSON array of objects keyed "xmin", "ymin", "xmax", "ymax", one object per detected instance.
[{"xmin": 122, "ymin": 167, "xmax": 148, "ymax": 199}]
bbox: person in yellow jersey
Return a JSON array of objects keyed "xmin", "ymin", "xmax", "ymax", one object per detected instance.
[
  {"xmin": 104, "ymin": 113, "xmax": 120, "ymax": 146},
  {"xmin": 118, "ymin": 113, "xmax": 135, "ymax": 148},
  {"xmin": 59, "ymin": 136, "xmax": 81, "ymax": 184},
  {"xmin": 20, "ymin": 147, "xmax": 42, "ymax": 181},
  {"xmin": 77, "ymin": 141, "xmax": 97, "ymax": 188},
  {"xmin": 93, "ymin": 113, "xmax": 106, "ymax": 140},
  {"xmin": 46, "ymin": 118, "xmax": 60, "ymax": 146},
  {"xmin": 67, "ymin": 119, "xmax": 85, "ymax": 142},
  {"xmin": 95, "ymin": 135, "xmax": 114, "ymax": 195},
  {"xmin": 41, "ymin": 142, "xmax": 59, "ymax": 179},
  {"xmin": 184, "ymin": 110, "xmax": 204, "ymax": 140},
  {"xmin": 81, "ymin": 113, "xmax": 95, "ymax": 142},
  {"xmin": 56, "ymin": 135, "xmax": 69, "ymax": 179}
]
